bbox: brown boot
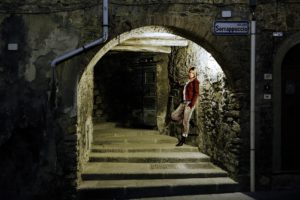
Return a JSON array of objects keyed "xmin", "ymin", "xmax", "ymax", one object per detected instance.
[{"xmin": 176, "ymin": 137, "xmax": 186, "ymax": 146}]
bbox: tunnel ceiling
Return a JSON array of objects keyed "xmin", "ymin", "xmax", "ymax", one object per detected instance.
[{"xmin": 111, "ymin": 32, "xmax": 188, "ymax": 53}]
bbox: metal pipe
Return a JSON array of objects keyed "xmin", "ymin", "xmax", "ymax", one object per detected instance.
[
  {"xmin": 250, "ymin": 17, "xmax": 256, "ymax": 193},
  {"xmin": 249, "ymin": 0, "xmax": 256, "ymax": 192},
  {"xmin": 50, "ymin": 0, "xmax": 109, "ymax": 108},
  {"xmin": 51, "ymin": 0, "xmax": 108, "ymax": 68}
]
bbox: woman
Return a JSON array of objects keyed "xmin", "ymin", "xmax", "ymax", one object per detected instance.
[{"xmin": 171, "ymin": 67, "xmax": 199, "ymax": 146}]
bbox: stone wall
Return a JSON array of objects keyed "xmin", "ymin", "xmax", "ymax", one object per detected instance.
[
  {"xmin": 255, "ymin": 1, "xmax": 300, "ymax": 189},
  {"xmin": 0, "ymin": 2, "xmax": 100, "ymax": 199},
  {"xmin": 167, "ymin": 42, "xmax": 246, "ymax": 184},
  {"xmin": 200, "ymin": 80, "xmax": 245, "ymax": 180},
  {"xmin": 77, "ymin": 66, "xmax": 94, "ymax": 178},
  {"xmin": 154, "ymin": 54, "xmax": 170, "ymax": 134},
  {"xmin": 0, "ymin": 0, "xmax": 300, "ymax": 198}
]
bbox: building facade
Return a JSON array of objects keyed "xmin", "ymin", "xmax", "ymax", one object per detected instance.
[{"xmin": 0, "ymin": 0, "xmax": 300, "ymax": 199}]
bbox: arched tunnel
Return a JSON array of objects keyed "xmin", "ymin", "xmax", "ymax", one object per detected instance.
[
  {"xmin": 92, "ymin": 31, "xmax": 231, "ymax": 144},
  {"xmin": 76, "ymin": 26, "xmax": 242, "ymax": 198}
]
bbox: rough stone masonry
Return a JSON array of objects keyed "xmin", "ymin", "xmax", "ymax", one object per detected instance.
[{"xmin": 0, "ymin": 0, "xmax": 300, "ymax": 199}]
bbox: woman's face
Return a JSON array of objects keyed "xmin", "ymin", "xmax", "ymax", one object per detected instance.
[{"xmin": 188, "ymin": 70, "xmax": 195, "ymax": 79}]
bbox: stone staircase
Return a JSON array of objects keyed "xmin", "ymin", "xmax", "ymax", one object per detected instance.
[{"xmin": 77, "ymin": 123, "xmax": 239, "ymax": 199}]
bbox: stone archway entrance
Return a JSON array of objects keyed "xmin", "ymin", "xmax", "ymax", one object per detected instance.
[
  {"xmin": 93, "ymin": 52, "xmax": 159, "ymax": 128},
  {"xmin": 281, "ymin": 43, "xmax": 300, "ymax": 171},
  {"xmin": 273, "ymin": 32, "xmax": 300, "ymax": 172},
  {"xmin": 77, "ymin": 26, "xmax": 243, "ymax": 198}
]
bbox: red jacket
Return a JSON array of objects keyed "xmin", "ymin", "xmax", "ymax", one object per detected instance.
[{"xmin": 184, "ymin": 78, "xmax": 200, "ymax": 108}]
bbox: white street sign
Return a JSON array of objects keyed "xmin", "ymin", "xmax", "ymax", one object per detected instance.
[{"xmin": 213, "ymin": 21, "xmax": 250, "ymax": 36}]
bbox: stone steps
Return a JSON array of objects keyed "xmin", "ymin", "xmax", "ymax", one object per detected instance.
[
  {"xmin": 78, "ymin": 177, "xmax": 238, "ymax": 199},
  {"xmin": 81, "ymin": 162, "xmax": 228, "ymax": 180},
  {"xmin": 93, "ymin": 128, "xmax": 160, "ymax": 136},
  {"xmin": 93, "ymin": 138, "xmax": 176, "ymax": 145},
  {"xmin": 77, "ymin": 124, "xmax": 239, "ymax": 199},
  {"xmin": 93, "ymin": 134, "xmax": 177, "ymax": 145},
  {"xmin": 89, "ymin": 151, "xmax": 210, "ymax": 163},
  {"xmin": 91, "ymin": 144, "xmax": 199, "ymax": 153}
]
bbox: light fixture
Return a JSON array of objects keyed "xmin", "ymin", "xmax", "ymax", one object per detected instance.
[
  {"xmin": 249, "ymin": 0, "xmax": 256, "ymax": 7},
  {"xmin": 249, "ymin": 0, "xmax": 256, "ymax": 11}
]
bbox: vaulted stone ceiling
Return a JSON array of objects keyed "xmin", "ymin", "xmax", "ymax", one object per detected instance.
[{"xmin": 111, "ymin": 32, "xmax": 188, "ymax": 53}]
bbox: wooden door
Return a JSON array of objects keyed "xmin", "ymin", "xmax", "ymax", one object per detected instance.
[
  {"xmin": 281, "ymin": 44, "xmax": 300, "ymax": 170},
  {"xmin": 142, "ymin": 66, "xmax": 157, "ymax": 126},
  {"xmin": 129, "ymin": 58, "xmax": 157, "ymax": 127}
]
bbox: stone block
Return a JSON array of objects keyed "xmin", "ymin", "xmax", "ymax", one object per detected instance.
[
  {"xmin": 225, "ymin": 111, "xmax": 240, "ymax": 118},
  {"xmin": 231, "ymin": 121, "xmax": 240, "ymax": 133}
]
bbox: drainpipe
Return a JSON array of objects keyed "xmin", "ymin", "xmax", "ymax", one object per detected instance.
[
  {"xmin": 249, "ymin": 0, "xmax": 256, "ymax": 193},
  {"xmin": 50, "ymin": 0, "xmax": 109, "ymax": 108}
]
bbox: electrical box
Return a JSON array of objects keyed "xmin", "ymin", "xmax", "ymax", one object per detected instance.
[
  {"xmin": 273, "ymin": 32, "xmax": 283, "ymax": 37},
  {"xmin": 8, "ymin": 43, "xmax": 18, "ymax": 51},
  {"xmin": 264, "ymin": 73, "xmax": 272, "ymax": 80},
  {"xmin": 264, "ymin": 94, "xmax": 272, "ymax": 100}
]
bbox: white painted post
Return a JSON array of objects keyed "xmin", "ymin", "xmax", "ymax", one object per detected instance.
[{"xmin": 250, "ymin": 10, "xmax": 256, "ymax": 193}]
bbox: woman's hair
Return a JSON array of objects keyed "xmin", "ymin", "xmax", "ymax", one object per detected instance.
[{"xmin": 188, "ymin": 67, "xmax": 197, "ymax": 76}]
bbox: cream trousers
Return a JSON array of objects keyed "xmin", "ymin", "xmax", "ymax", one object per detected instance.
[{"xmin": 171, "ymin": 103, "xmax": 195, "ymax": 136}]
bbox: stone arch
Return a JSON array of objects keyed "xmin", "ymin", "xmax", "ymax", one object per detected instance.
[
  {"xmin": 273, "ymin": 32, "xmax": 300, "ymax": 171},
  {"xmin": 77, "ymin": 25, "xmax": 244, "ymax": 183},
  {"xmin": 85, "ymin": 26, "xmax": 228, "ymax": 79},
  {"xmin": 78, "ymin": 25, "xmax": 229, "ymax": 151},
  {"xmin": 79, "ymin": 25, "xmax": 236, "ymax": 137},
  {"xmin": 108, "ymin": 10, "xmax": 245, "ymax": 89}
]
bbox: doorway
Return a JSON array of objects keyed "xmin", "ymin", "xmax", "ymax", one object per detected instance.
[
  {"xmin": 281, "ymin": 44, "xmax": 300, "ymax": 170},
  {"xmin": 126, "ymin": 55, "xmax": 157, "ymax": 127},
  {"xmin": 93, "ymin": 52, "xmax": 157, "ymax": 128}
]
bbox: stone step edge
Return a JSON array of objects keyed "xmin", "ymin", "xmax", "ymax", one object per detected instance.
[
  {"xmin": 89, "ymin": 152, "xmax": 209, "ymax": 157},
  {"xmin": 82, "ymin": 167, "xmax": 226, "ymax": 174},
  {"xmin": 93, "ymin": 130, "xmax": 161, "ymax": 135},
  {"xmin": 77, "ymin": 179, "xmax": 239, "ymax": 199},
  {"xmin": 93, "ymin": 131, "xmax": 161, "ymax": 135},
  {"xmin": 82, "ymin": 162, "xmax": 224, "ymax": 173},
  {"xmin": 91, "ymin": 146, "xmax": 199, "ymax": 153},
  {"xmin": 81, "ymin": 170, "xmax": 228, "ymax": 181},
  {"xmin": 89, "ymin": 152, "xmax": 209, "ymax": 159},
  {"xmin": 92, "ymin": 141, "xmax": 177, "ymax": 145},
  {"xmin": 83, "ymin": 162, "xmax": 216, "ymax": 169},
  {"xmin": 89, "ymin": 157, "xmax": 210, "ymax": 163},
  {"xmin": 78, "ymin": 177, "xmax": 238, "ymax": 190},
  {"xmin": 89, "ymin": 153, "xmax": 210, "ymax": 163},
  {"xmin": 81, "ymin": 162, "xmax": 228, "ymax": 180}
]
